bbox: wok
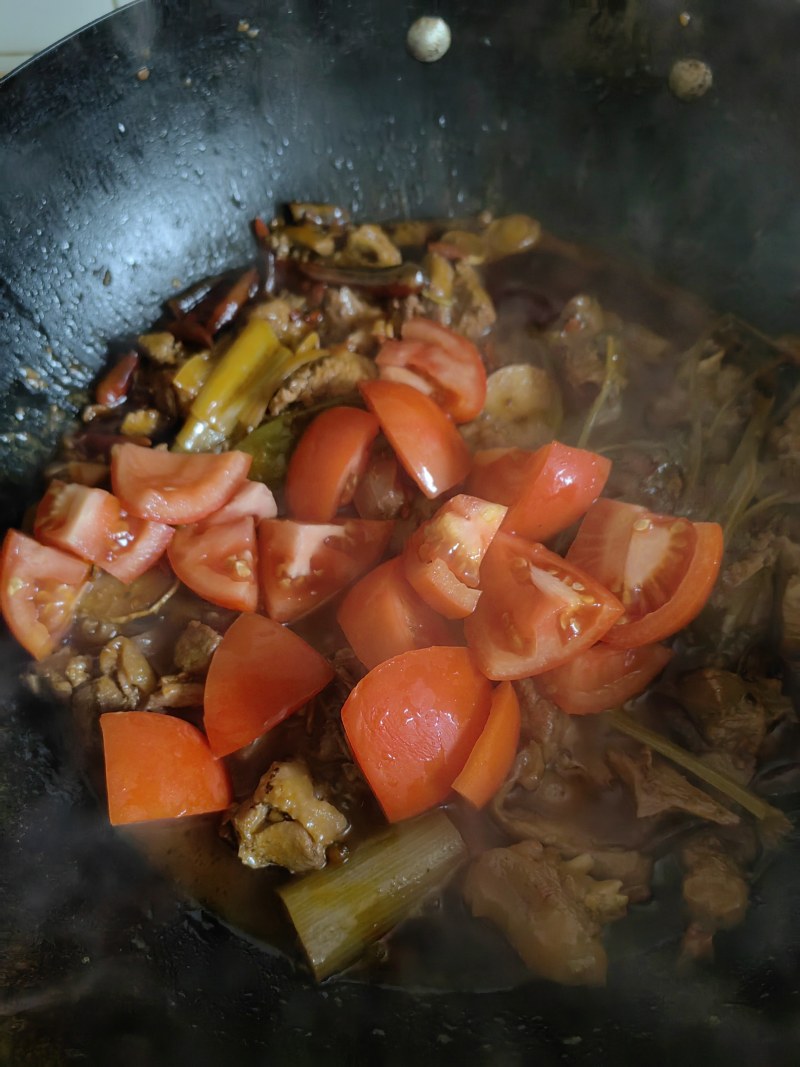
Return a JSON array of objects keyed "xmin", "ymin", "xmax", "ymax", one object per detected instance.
[{"xmin": 1, "ymin": 0, "xmax": 799, "ymax": 1062}]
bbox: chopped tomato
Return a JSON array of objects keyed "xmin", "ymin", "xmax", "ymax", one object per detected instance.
[
  {"xmin": 536, "ymin": 642, "xmax": 673, "ymax": 715},
  {"xmin": 202, "ymin": 480, "xmax": 277, "ymax": 526},
  {"xmin": 168, "ymin": 516, "xmax": 258, "ymax": 613},
  {"xmin": 452, "ymin": 682, "xmax": 521, "ymax": 808},
  {"xmin": 466, "ymin": 447, "xmax": 536, "ymax": 506},
  {"xmin": 499, "ymin": 441, "xmax": 611, "ymax": 542},
  {"xmin": 359, "ymin": 379, "xmax": 471, "ymax": 499},
  {"xmin": 258, "ymin": 517, "xmax": 393, "ymax": 624},
  {"xmin": 403, "ymin": 494, "xmax": 507, "ymax": 619},
  {"xmin": 0, "ymin": 530, "xmax": 91, "ymax": 660},
  {"xmin": 341, "ymin": 646, "xmax": 493, "ymax": 822},
  {"xmin": 111, "ymin": 443, "xmax": 251, "ymax": 525},
  {"xmin": 100, "ymin": 712, "xmax": 232, "ymax": 825},
  {"xmin": 337, "ymin": 556, "xmax": 461, "ymax": 669},
  {"xmin": 285, "ymin": 406, "xmax": 379, "ymax": 522},
  {"xmin": 376, "ymin": 318, "xmax": 487, "ymax": 423},
  {"xmin": 353, "ymin": 447, "xmax": 411, "ymax": 520},
  {"xmin": 203, "ymin": 612, "xmax": 334, "ymax": 757},
  {"xmin": 34, "ymin": 480, "xmax": 173, "ymax": 584},
  {"xmin": 464, "ymin": 533, "xmax": 624, "ymax": 680},
  {"xmin": 567, "ymin": 498, "xmax": 724, "ymax": 647},
  {"xmin": 95, "ymin": 351, "xmax": 138, "ymax": 407}
]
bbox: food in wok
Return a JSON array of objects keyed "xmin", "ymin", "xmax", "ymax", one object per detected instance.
[{"xmin": 4, "ymin": 205, "xmax": 798, "ymax": 986}]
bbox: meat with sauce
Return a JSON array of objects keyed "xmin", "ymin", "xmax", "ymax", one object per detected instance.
[
  {"xmin": 226, "ymin": 760, "xmax": 348, "ymax": 874},
  {"xmin": 464, "ymin": 841, "xmax": 628, "ymax": 986}
]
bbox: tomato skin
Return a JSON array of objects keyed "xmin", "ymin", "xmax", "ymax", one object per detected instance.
[
  {"xmin": 111, "ymin": 443, "xmax": 251, "ymax": 524},
  {"xmin": 452, "ymin": 682, "xmax": 521, "ymax": 808},
  {"xmin": 376, "ymin": 319, "xmax": 487, "ymax": 423},
  {"xmin": 403, "ymin": 494, "xmax": 507, "ymax": 620},
  {"xmin": 100, "ymin": 712, "xmax": 232, "ymax": 825},
  {"xmin": 0, "ymin": 530, "xmax": 91, "ymax": 660},
  {"xmin": 602, "ymin": 522, "xmax": 724, "ymax": 648},
  {"xmin": 337, "ymin": 557, "xmax": 461, "ymax": 670},
  {"xmin": 359, "ymin": 378, "xmax": 471, "ymax": 499},
  {"xmin": 202, "ymin": 480, "xmax": 277, "ymax": 526},
  {"xmin": 168, "ymin": 516, "xmax": 258, "ymax": 613},
  {"xmin": 341, "ymin": 646, "xmax": 493, "ymax": 822},
  {"xmin": 285, "ymin": 406, "xmax": 379, "ymax": 522},
  {"xmin": 203, "ymin": 613, "xmax": 334, "ymax": 757},
  {"xmin": 258, "ymin": 517, "xmax": 393, "ymax": 624},
  {"xmin": 466, "ymin": 448, "xmax": 537, "ymax": 506},
  {"xmin": 500, "ymin": 441, "xmax": 611, "ymax": 543},
  {"xmin": 536, "ymin": 643, "xmax": 673, "ymax": 715},
  {"xmin": 464, "ymin": 533, "xmax": 624, "ymax": 680},
  {"xmin": 34, "ymin": 480, "xmax": 173, "ymax": 584},
  {"xmin": 567, "ymin": 499, "xmax": 724, "ymax": 648}
]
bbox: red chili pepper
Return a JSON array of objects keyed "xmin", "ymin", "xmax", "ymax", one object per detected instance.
[
  {"xmin": 252, "ymin": 217, "xmax": 270, "ymax": 244},
  {"xmin": 204, "ymin": 266, "xmax": 260, "ymax": 335},
  {"xmin": 95, "ymin": 352, "xmax": 139, "ymax": 407}
]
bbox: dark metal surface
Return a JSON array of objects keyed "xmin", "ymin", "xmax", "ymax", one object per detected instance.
[{"xmin": 1, "ymin": 1, "xmax": 800, "ymax": 1062}]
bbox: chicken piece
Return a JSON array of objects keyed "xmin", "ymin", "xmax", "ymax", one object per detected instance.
[
  {"xmin": 493, "ymin": 692, "xmax": 657, "ymax": 855},
  {"xmin": 460, "ymin": 363, "xmax": 561, "ymax": 451},
  {"xmin": 138, "ymin": 331, "xmax": 182, "ymax": 365},
  {"xmin": 173, "ymin": 620, "xmax": 222, "ymax": 676},
  {"xmin": 768, "ymin": 402, "xmax": 800, "ymax": 482},
  {"xmin": 464, "ymin": 841, "xmax": 627, "ymax": 986},
  {"xmin": 228, "ymin": 760, "xmax": 348, "ymax": 873},
  {"xmin": 607, "ymin": 748, "xmax": 739, "ymax": 826},
  {"xmin": 120, "ymin": 408, "xmax": 163, "ymax": 437},
  {"xmin": 678, "ymin": 830, "xmax": 751, "ymax": 963},
  {"xmin": 677, "ymin": 668, "xmax": 768, "ymax": 781},
  {"xmin": 98, "ymin": 636, "xmax": 157, "ymax": 708},
  {"xmin": 450, "ymin": 260, "xmax": 496, "ymax": 341},
  {"xmin": 588, "ymin": 849, "xmax": 654, "ymax": 904},
  {"xmin": 148, "ymin": 676, "xmax": 205, "ymax": 709},
  {"xmin": 779, "ymin": 538, "xmax": 800, "ymax": 660},
  {"xmin": 71, "ymin": 674, "xmax": 128, "ymax": 716},
  {"xmin": 339, "ymin": 224, "xmax": 402, "ymax": 268},
  {"xmin": 321, "ymin": 286, "xmax": 381, "ymax": 340},
  {"xmin": 249, "ymin": 294, "xmax": 309, "ymax": 346},
  {"xmin": 267, "ymin": 350, "xmax": 376, "ymax": 415}
]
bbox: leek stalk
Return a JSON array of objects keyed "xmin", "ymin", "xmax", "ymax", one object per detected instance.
[{"xmin": 278, "ymin": 810, "xmax": 467, "ymax": 980}]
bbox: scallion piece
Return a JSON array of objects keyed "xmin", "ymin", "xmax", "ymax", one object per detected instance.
[
  {"xmin": 609, "ymin": 709, "xmax": 791, "ymax": 838},
  {"xmin": 278, "ymin": 810, "xmax": 467, "ymax": 980}
]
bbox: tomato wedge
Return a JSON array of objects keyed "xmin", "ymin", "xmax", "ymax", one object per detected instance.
[
  {"xmin": 464, "ymin": 533, "xmax": 624, "ymax": 680},
  {"xmin": 285, "ymin": 406, "xmax": 379, "ymax": 522},
  {"xmin": 337, "ymin": 557, "xmax": 461, "ymax": 670},
  {"xmin": 452, "ymin": 682, "xmax": 521, "ymax": 808},
  {"xmin": 100, "ymin": 712, "xmax": 232, "ymax": 825},
  {"xmin": 359, "ymin": 378, "xmax": 471, "ymax": 499},
  {"xmin": 258, "ymin": 517, "xmax": 393, "ymax": 624},
  {"xmin": 111, "ymin": 443, "xmax": 251, "ymax": 524},
  {"xmin": 466, "ymin": 447, "xmax": 537, "ymax": 506},
  {"xmin": 1, "ymin": 530, "xmax": 90, "ymax": 660},
  {"xmin": 403, "ymin": 494, "xmax": 507, "ymax": 619},
  {"xmin": 376, "ymin": 318, "xmax": 487, "ymax": 423},
  {"xmin": 497, "ymin": 441, "xmax": 611, "ymax": 543},
  {"xmin": 535, "ymin": 643, "xmax": 673, "ymax": 715},
  {"xmin": 567, "ymin": 499, "xmax": 724, "ymax": 647},
  {"xmin": 34, "ymin": 480, "xmax": 173, "ymax": 584},
  {"xmin": 168, "ymin": 516, "xmax": 258, "ymax": 613},
  {"xmin": 204, "ymin": 613, "xmax": 334, "ymax": 757},
  {"xmin": 202, "ymin": 480, "xmax": 277, "ymax": 526},
  {"xmin": 341, "ymin": 646, "xmax": 493, "ymax": 822}
]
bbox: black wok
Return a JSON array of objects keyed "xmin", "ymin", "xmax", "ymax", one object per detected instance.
[{"xmin": 1, "ymin": 1, "xmax": 799, "ymax": 1062}]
